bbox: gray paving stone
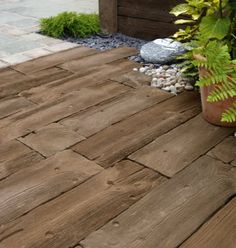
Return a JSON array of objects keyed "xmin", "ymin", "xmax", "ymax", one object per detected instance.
[
  {"xmin": 0, "ymin": 60, "xmax": 9, "ymax": 69},
  {"xmin": 23, "ymin": 47, "xmax": 52, "ymax": 58},
  {"xmin": 1, "ymin": 53, "xmax": 31, "ymax": 65},
  {"xmin": 0, "ymin": 0, "xmax": 98, "ymax": 61},
  {"xmin": 7, "ymin": 18, "xmax": 39, "ymax": 30},
  {"xmin": 46, "ymin": 42, "xmax": 79, "ymax": 52},
  {"xmin": 2, "ymin": 39, "xmax": 40, "ymax": 54}
]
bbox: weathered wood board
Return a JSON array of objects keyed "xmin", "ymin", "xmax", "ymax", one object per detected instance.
[{"xmin": 80, "ymin": 156, "xmax": 236, "ymax": 248}]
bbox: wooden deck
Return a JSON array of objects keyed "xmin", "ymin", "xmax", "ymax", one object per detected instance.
[{"xmin": 0, "ymin": 46, "xmax": 236, "ymax": 248}]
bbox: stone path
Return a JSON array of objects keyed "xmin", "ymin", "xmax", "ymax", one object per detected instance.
[
  {"xmin": 0, "ymin": 0, "xmax": 98, "ymax": 68},
  {"xmin": 0, "ymin": 46, "xmax": 236, "ymax": 248}
]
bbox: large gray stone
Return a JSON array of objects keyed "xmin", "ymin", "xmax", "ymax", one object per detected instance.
[{"xmin": 140, "ymin": 38, "xmax": 186, "ymax": 64}]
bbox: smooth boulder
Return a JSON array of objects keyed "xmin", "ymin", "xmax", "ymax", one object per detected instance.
[{"xmin": 140, "ymin": 38, "xmax": 186, "ymax": 64}]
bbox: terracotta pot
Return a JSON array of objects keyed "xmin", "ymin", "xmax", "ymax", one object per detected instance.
[{"xmin": 199, "ymin": 68, "xmax": 236, "ymax": 127}]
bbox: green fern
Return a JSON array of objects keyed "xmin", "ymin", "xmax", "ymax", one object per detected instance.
[
  {"xmin": 222, "ymin": 102, "xmax": 236, "ymax": 122},
  {"xmin": 194, "ymin": 41, "xmax": 236, "ymax": 123}
]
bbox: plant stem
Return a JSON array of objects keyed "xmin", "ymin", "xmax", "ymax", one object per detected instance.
[{"xmin": 219, "ymin": 0, "xmax": 223, "ymax": 18}]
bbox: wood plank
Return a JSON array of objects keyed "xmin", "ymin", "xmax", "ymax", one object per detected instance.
[
  {"xmin": 0, "ymin": 67, "xmax": 72, "ymax": 98},
  {"xmin": 0, "ymin": 97, "xmax": 35, "ymax": 119},
  {"xmin": 0, "ymin": 160, "xmax": 165, "ymax": 248},
  {"xmin": 111, "ymin": 71, "xmax": 151, "ymax": 88},
  {"xmin": 0, "ymin": 150, "xmax": 102, "ymax": 225},
  {"xmin": 20, "ymin": 61, "xmax": 136, "ymax": 104},
  {"xmin": 0, "ymin": 140, "xmax": 44, "ymax": 180},
  {"xmin": 72, "ymin": 92, "xmax": 201, "ymax": 167},
  {"xmin": 19, "ymin": 123, "xmax": 85, "ymax": 157},
  {"xmin": 207, "ymin": 136, "xmax": 236, "ymax": 164},
  {"xmin": 180, "ymin": 198, "xmax": 236, "ymax": 248},
  {"xmin": 99, "ymin": 0, "xmax": 117, "ymax": 33},
  {"xmin": 60, "ymin": 47, "xmax": 138, "ymax": 72},
  {"xmin": 12, "ymin": 46, "xmax": 98, "ymax": 74},
  {"xmin": 0, "ymin": 140, "xmax": 34, "ymax": 163},
  {"xmin": 0, "ymin": 68, "xmax": 28, "ymax": 85},
  {"xmin": 0, "ymin": 150, "xmax": 44, "ymax": 181},
  {"xmin": 118, "ymin": 6, "xmax": 177, "ymax": 23},
  {"xmin": 130, "ymin": 114, "xmax": 234, "ymax": 177},
  {"xmin": 0, "ymin": 81, "xmax": 129, "ymax": 144},
  {"xmin": 118, "ymin": 16, "xmax": 179, "ymax": 40},
  {"xmin": 60, "ymin": 86, "xmax": 171, "ymax": 137},
  {"xmin": 80, "ymin": 156, "xmax": 236, "ymax": 248},
  {"xmin": 118, "ymin": 0, "xmax": 183, "ymax": 10}
]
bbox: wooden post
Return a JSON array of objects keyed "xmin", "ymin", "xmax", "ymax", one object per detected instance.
[{"xmin": 99, "ymin": 0, "xmax": 118, "ymax": 34}]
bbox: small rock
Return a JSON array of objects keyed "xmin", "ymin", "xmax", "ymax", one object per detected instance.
[
  {"xmin": 162, "ymin": 86, "xmax": 171, "ymax": 92},
  {"xmin": 166, "ymin": 69, "xmax": 177, "ymax": 75},
  {"xmin": 170, "ymin": 85, "xmax": 177, "ymax": 95},
  {"xmin": 140, "ymin": 38, "xmax": 186, "ymax": 64},
  {"xmin": 185, "ymin": 83, "xmax": 194, "ymax": 91},
  {"xmin": 162, "ymin": 65, "xmax": 169, "ymax": 70},
  {"xmin": 133, "ymin": 68, "xmax": 138, "ymax": 72},
  {"xmin": 175, "ymin": 82, "xmax": 183, "ymax": 89},
  {"xmin": 139, "ymin": 67, "xmax": 147, "ymax": 73},
  {"xmin": 164, "ymin": 81, "xmax": 172, "ymax": 87},
  {"xmin": 151, "ymin": 78, "xmax": 158, "ymax": 84}
]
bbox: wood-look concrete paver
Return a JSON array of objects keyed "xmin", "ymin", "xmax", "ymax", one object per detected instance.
[{"xmin": 0, "ymin": 46, "xmax": 235, "ymax": 248}]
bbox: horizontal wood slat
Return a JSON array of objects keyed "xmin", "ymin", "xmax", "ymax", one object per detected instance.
[{"xmin": 99, "ymin": 0, "xmax": 184, "ymax": 39}]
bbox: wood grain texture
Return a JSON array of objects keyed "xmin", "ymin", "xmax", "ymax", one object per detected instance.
[
  {"xmin": 0, "ymin": 160, "xmax": 164, "ymax": 248},
  {"xmin": 0, "ymin": 140, "xmax": 35, "ymax": 163},
  {"xmin": 60, "ymin": 47, "xmax": 138, "ymax": 72},
  {"xmin": 0, "ymin": 150, "xmax": 44, "ymax": 181},
  {"xmin": 73, "ymin": 92, "xmax": 201, "ymax": 167},
  {"xmin": 60, "ymin": 86, "xmax": 171, "ymax": 137},
  {"xmin": 0, "ymin": 82, "xmax": 129, "ymax": 144},
  {"xmin": 20, "ymin": 61, "xmax": 135, "ymax": 104},
  {"xmin": 80, "ymin": 156, "xmax": 236, "ymax": 248},
  {"xmin": 12, "ymin": 46, "xmax": 98, "ymax": 74},
  {"xmin": 19, "ymin": 123, "xmax": 85, "ymax": 157},
  {"xmin": 99, "ymin": 0, "xmax": 117, "ymax": 33},
  {"xmin": 118, "ymin": 16, "xmax": 180, "ymax": 40},
  {"xmin": 0, "ymin": 97, "xmax": 35, "ymax": 119},
  {"xmin": 0, "ymin": 150, "xmax": 102, "ymax": 225},
  {"xmin": 130, "ymin": 114, "xmax": 234, "ymax": 177},
  {"xmin": 0, "ymin": 67, "xmax": 72, "ymax": 98},
  {"xmin": 207, "ymin": 136, "xmax": 236, "ymax": 163},
  {"xmin": 111, "ymin": 0, "xmax": 185, "ymax": 39},
  {"xmin": 0, "ymin": 68, "xmax": 28, "ymax": 85},
  {"xmin": 180, "ymin": 198, "xmax": 236, "ymax": 248},
  {"xmin": 111, "ymin": 71, "xmax": 151, "ymax": 88}
]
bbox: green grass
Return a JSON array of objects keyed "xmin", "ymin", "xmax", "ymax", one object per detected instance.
[{"xmin": 40, "ymin": 12, "xmax": 100, "ymax": 38}]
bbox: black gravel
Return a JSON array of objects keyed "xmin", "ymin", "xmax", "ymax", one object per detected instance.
[{"xmin": 65, "ymin": 33, "xmax": 147, "ymax": 63}]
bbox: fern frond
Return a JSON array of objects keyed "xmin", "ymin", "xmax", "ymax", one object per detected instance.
[{"xmin": 221, "ymin": 102, "xmax": 236, "ymax": 122}]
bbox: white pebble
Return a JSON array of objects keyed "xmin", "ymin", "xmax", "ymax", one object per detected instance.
[
  {"xmin": 139, "ymin": 67, "xmax": 147, "ymax": 73},
  {"xmin": 185, "ymin": 83, "xmax": 194, "ymax": 91},
  {"xmin": 170, "ymin": 85, "xmax": 177, "ymax": 95},
  {"xmin": 162, "ymin": 86, "xmax": 171, "ymax": 92},
  {"xmin": 162, "ymin": 65, "xmax": 169, "ymax": 70},
  {"xmin": 151, "ymin": 78, "xmax": 158, "ymax": 84},
  {"xmin": 133, "ymin": 68, "xmax": 138, "ymax": 72},
  {"xmin": 164, "ymin": 81, "xmax": 172, "ymax": 86},
  {"xmin": 175, "ymin": 82, "xmax": 183, "ymax": 89}
]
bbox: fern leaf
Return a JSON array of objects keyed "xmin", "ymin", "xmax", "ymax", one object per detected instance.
[{"xmin": 221, "ymin": 102, "xmax": 236, "ymax": 122}]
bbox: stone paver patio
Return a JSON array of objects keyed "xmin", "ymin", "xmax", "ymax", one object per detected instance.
[{"xmin": 0, "ymin": 0, "xmax": 98, "ymax": 67}]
